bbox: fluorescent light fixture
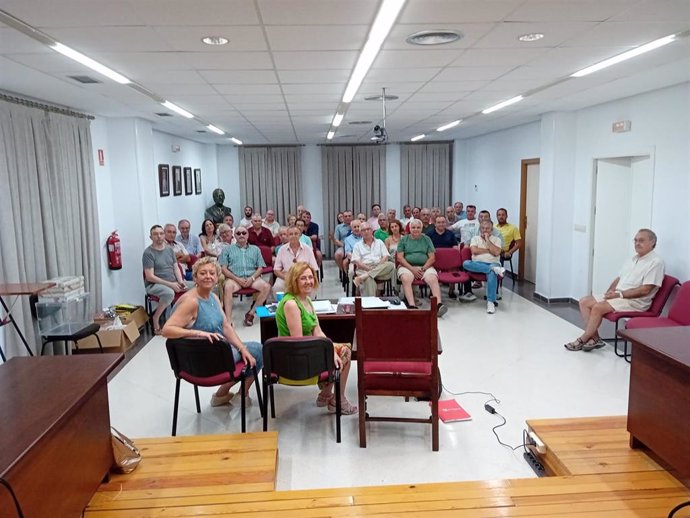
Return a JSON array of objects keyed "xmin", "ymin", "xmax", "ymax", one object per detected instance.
[
  {"xmin": 327, "ymin": 130, "xmax": 336, "ymax": 140},
  {"xmin": 482, "ymin": 95, "xmax": 524, "ymax": 114},
  {"xmin": 332, "ymin": 113, "xmax": 344, "ymax": 127},
  {"xmin": 410, "ymin": 134, "xmax": 425, "ymax": 142},
  {"xmin": 206, "ymin": 124, "xmax": 225, "ymax": 135},
  {"xmin": 161, "ymin": 101, "xmax": 194, "ymax": 119},
  {"xmin": 571, "ymin": 34, "xmax": 677, "ymax": 78},
  {"xmin": 436, "ymin": 120, "xmax": 461, "ymax": 132},
  {"xmin": 229, "ymin": 137, "xmax": 243, "ymax": 145},
  {"xmin": 51, "ymin": 42, "xmax": 130, "ymax": 84},
  {"xmin": 342, "ymin": 0, "xmax": 406, "ymax": 103},
  {"xmin": 517, "ymin": 33, "xmax": 544, "ymax": 42}
]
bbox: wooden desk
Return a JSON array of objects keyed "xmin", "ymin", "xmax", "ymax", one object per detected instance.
[
  {"xmin": 0, "ymin": 354, "xmax": 123, "ymax": 517},
  {"xmin": 0, "ymin": 282, "xmax": 55, "ymax": 360},
  {"xmin": 260, "ymin": 312, "xmax": 356, "ymax": 344},
  {"xmin": 618, "ymin": 327, "xmax": 690, "ymax": 485}
]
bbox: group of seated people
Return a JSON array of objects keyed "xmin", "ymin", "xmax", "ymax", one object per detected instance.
[
  {"xmin": 143, "ymin": 205, "xmax": 324, "ymax": 332},
  {"xmin": 331, "ymin": 202, "xmax": 522, "ymax": 315}
]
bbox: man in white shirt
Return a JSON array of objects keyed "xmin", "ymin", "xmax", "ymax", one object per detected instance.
[
  {"xmin": 263, "ymin": 209, "xmax": 281, "ymax": 236},
  {"xmin": 399, "ymin": 204, "xmax": 412, "ymax": 228},
  {"xmin": 462, "ymin": 220, "xmax": 505, "ymax": 314},
  {"xmin": 239, "ymin": 206, "xmax": 253, "ymax": 228},
  {"xmin": 565, "ymin": 229, "xmax": 665, "ymax": 352},
  {"xmin": 273, "ymin": 225, "xmax": 318, "ymax": 295},
  {"xmin": 449, "ymin": 204, "xmax": 479, "ymax": 245},
  {"xmin": 164, "ymin": 223, "xmax": 191, "ymax": 274},
  {"xmin": 351, "ymin": 222, "xmax": 394, "ymax": 296}
]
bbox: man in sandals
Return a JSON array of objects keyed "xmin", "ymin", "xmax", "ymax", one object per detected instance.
[{"xmin": 565, "ymin": 229, "xmax": 664, "ymax": 352}]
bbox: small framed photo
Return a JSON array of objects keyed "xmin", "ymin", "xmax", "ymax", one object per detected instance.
[
  {"xmin": 158, "ymin": 164, "xmax": 170, "ymax": 197},
  {"xmin": 184, "ymin": 167, "xmax": 193, "ymax": 195},
  {"xmin": 172, "ymin": 166, "xmax": 182, "ymax": 196},
  {"xmin": 194, "ymin": 168, "xmax": 202, "ymax": 195}
]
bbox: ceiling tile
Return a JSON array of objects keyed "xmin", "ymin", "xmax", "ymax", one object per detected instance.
[
  {"xmin": 265, "ymin": 25, "xmax": 369, "ymax": 51},
  {"xmin": 365, "ymin": 68, "xmax": 441, "ymax": 83},
  {"xmin": 47, "ymin": 26, "xmax": 172, "ymax": 52},
  {"xmin": 506, "ymin": 0, "xmax": 633, "ymax": 22},
  {"xmin": 281, "ymin": 83, "xmax": 345, "ymax": 94},
  {"xmin": 0, "ymin": 27, "xmax": 52, "ymax": 53},
  {"xmin": 417, "ymin": 80, "xmax": 490, "ymax": 92},
  {"xmin": 199, "ymin": 70, "xmax": 279, "ymax": 84},
  {"xmin": 612, "ymin": 0, "xmax": 690, "ymax": 22},
  {"xmin": 0, "ymin": 0, "xmax": 139, "ymax": 26},
  {"xmin": 434, "ymin": 66, "xmax": 514, "ymax": 82},
  {"xmin": 561, "ymin": 21, "xmax": 688, "ymax": 48},
  {"xmin": 151, "ymin": 26, "xmax": 268, "ymax": 52},
  {"xmin": 451, "ymin": 48, "xmax": 549, "ymax": 67},
  {"xmin": 273, "ymin": 51, "xmax": 358, "ymax": 70},
  {"xmin": 179, "ymin": 52, "xmax": 274, "ymax": 70},
  {"xmin": 373, "ymin": 49, "xmax": 461, "ymax": 68},
  {"xmin": 130, "ymin": 0, "xmax": 260, "ymax": 25},
  {"xmin": 215, "ymin": 84, "xmax": 283, "ymax": 95},
  {"xmin": 474, "ymin": 21, "xmax": 597, "ymax": 48},
  {"xmin": 399, "ymin": 0, "xmax": 524, "ymax": 24},
  {"xmin": 258, "ymin": 0, "xmax": 377, "ymax": 25},
  {"xmin": 278, "ymin": 69, "xmax": 350, "ymax": 84}
]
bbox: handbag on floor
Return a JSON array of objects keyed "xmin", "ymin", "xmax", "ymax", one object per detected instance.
[{"xmin": 111, "ymin": 427, "xmax": 141, "ymax": 474}]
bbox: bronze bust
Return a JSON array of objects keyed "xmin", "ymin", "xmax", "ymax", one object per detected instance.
[{"xmin": 204, "ymin": 188, "xmax": 232, "ymax": 223}]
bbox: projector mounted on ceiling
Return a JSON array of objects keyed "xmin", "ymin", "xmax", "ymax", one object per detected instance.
[{"xmin": 370, "ymin": 88, "xmax": 389, "ymax": 144}]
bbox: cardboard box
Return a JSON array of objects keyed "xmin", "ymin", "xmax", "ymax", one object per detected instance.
[
  {"xmin": 75, "ymin": 321, "xmax": 140, "ymax": 353},
  {"xmin": 119, "ymin": 306, "xmax": 148, "ymax": 329}
]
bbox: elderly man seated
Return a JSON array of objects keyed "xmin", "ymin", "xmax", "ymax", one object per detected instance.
[
  {"xmin": 351, "ymin": 222, "xmax": 394, "ymax": 297},
  {"xmin": 216, "ymin": 223, "xmax": 235, "ymax": 252},
  {"xmin": 273, "ymin": 225, "xmax": 318, "ymax": 295},
  {"xmin": 263, "ymin": 209, "xmax": 281, "ymax": 236},
  {"xmin": 396, "ymin": 219, "xmax": 447, "ymax": 317},
  {"xmin": 565, "ymin": 229, "xmax": 664, "ymax": 352},
  {"xmin": 248, "ymin": 213, "xmax": 275, "ymax": 250},
  {"xmin": 342, "ymin": 219, "xmax": 363, "ymax": 275},
  {"xmin": 219, "ymin": 225, "xmax": 271, "ymax": 327},
  {"xmin": 164, "ymin": 223, "xmax": 191, "ymax": 276},
  {"xmin": 462, "ymin": 220, "xmax": 505, "ymax": 314}
]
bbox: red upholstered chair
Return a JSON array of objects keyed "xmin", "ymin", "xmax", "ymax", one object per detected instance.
[
  {"xmin": 258, "ymin": 245, "xmax": 274, "ymax": 277},
  {"xmin": 620, "ymin": 280, "xmax": 689, "ymax": 361},
  {"xmin": 143, "ymin": 269, "xmax": 185, "ymax": 331},
  {"xmin": 434, "ymin": 248, "xmax": 469, "ymax": 294},
  {"xmin": 355, "ymin": 297, "xmax": 440, "ymax": 451},
  {"xmin": 604, "ymin": 274, "xmax": 679, "ymax": 359},
  {"xmin": 261, "ymin": 336, "xmax": 342, "ymax": 442},
  {"xmin": 165, "ymin": 338, "xmax": 263, "ymax": 435}
]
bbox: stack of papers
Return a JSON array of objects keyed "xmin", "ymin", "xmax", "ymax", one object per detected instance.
[
  {"xmin": 311, "ymin": 299, "xmax": 337, "ymax": 314},
  {"xmin": 337, "ymin": 297, "xmax": 391, "ymax": 309}
]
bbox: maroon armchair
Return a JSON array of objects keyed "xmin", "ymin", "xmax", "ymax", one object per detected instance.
[
  {"xmin": 355, "ymin": 297, "xmax": 440, "ymax": 451},
  {"xmin": 434, "ymin": 248, "xmax": 469, "ymax": 293},
  {"xmin": 604, "ymin": 274, "xmax": 679, "ymax": 359}
]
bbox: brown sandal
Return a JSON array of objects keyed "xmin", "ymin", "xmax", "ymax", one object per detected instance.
[
  {"xmin": 564, "ymin": 338, "xmax": 584, "ymax": 351},
  {"xmin": 243, "ymin": 312, "xmax": 255, "ymax": 326}
]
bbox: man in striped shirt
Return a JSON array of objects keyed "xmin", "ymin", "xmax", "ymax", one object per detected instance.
[{"xmin": 219, "ymin": 225, "xmax": 271, "ymax": 327}]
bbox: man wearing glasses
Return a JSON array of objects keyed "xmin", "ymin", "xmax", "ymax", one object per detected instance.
[
  {"xmin": 351, "ymin": 222, "xmax": 394, "ymax": 296},
  {"xmin": 219, "ymin": 225, "xmax": 271, "ymax": 327},
  {"xmin": 273, "ymin": 225, "xmax": 318, "ymax": 295}
]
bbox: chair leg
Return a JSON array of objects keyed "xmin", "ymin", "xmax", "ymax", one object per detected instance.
[
  {"xmin": 262, "ymin": 378, "xmax": 269, "ymax": 432},
  {"xmin": 270, "ymin": 384, "xmax": 276, "ymax": 418},
  {"xmin": 431, "ymin": 393, "xmax": 439, "ymax": 452},
  {"xmin": 193, "ymin": 385, "xmax": 201, "ymax": 413},
  {"xmin": 95, "ymin": 334, "xmax": 103, "ymax": 353},
  {"xmin": 240, "ymin": 378, "xmax": 246, "ymax": 433},
  {"xmin": 41, "ymin": 340, "xmax": 48, "ymax": 356},
  {"xmin": 172, "ymin": 379, "xmax": 181, "ymax": 436},
  {"xmin": 252, "ymin": 366, "xmax": 264, "ymax": 418},
  {"xmin": 613, "ymin": 321, "xmax": 624, "ymax": 357},
  {"xmin": 358, "ymin": 389, "xmax": 366, "ymax": 448},
  {"xmin": 335, "ymin": 374, "xmax": 341, "ymax": 444}
]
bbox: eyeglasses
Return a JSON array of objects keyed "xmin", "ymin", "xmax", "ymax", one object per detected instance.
[{"xmin": 235, "ymin": 231, "xmax": 248, "ymax": 235}]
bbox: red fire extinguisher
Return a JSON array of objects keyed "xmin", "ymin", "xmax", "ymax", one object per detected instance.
[{"xmin": 107, "ymin": 231, "xmax": 122, "ymax": 270}]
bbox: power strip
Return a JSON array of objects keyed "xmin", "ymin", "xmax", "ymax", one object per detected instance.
[{"xmin": 523, "ymin": 451, "xmax": 546, "ymax": 477}]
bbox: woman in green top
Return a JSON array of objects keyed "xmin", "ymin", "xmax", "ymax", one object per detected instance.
[{"xmin": 275, "ymin": 261, "xmax": 357, "ymax": 415}]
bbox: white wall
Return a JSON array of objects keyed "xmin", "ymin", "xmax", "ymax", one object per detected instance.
[{"xmin": 216, "ymin": 144, "xmax": 241, "ymax": 215}]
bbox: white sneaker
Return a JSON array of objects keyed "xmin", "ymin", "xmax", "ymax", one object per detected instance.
[
  {"xmin": 491, "ymin": 266, "xmax": 506, "ymax": 276},
  {"xmin": 459, "ymin": 292, "xmax": 477, "ymax": 302},
  {"xmin": 487, "ymin": 301, "xmax": 496, "ymax": 314}
]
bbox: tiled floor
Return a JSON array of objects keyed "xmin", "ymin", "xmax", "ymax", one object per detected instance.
[{"xmin": 108, "ymin": 261, "xmax": 631, "ymax": 491}]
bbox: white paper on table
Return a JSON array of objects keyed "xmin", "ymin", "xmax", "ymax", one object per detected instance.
[
  {"xmin": 311, "ymin": 299, "xmax": 337, "ymax": 314},
  {"xmin": 360, "ymin": 297, "xmax": 390, "ymax": 309}
]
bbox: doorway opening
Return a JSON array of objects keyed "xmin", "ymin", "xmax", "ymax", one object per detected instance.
[{"xmin": 519, "ymin": 158, "xmax": 540, "ymax": 284}]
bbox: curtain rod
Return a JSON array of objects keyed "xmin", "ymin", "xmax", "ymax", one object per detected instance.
[
  {"xmin": 242, "ymin": 144, "xmax": 305, "ymax": 148},
  {"xmin": 0, "ymin": 91, "xmax": 94, "ymax": 120},
  {"xmin": 318, "ymin": 140, "xmax": 453, "ymax": 147}
]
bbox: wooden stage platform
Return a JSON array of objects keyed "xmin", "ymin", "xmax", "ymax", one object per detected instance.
[{"xmin": 85, "ymin": 417, "xmax": 690, "ymax": 518}]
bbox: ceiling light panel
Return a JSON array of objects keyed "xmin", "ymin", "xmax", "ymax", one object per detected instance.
[{"xmin": 51, "ymin": 42, "xmax": 131, "ymax": 83}]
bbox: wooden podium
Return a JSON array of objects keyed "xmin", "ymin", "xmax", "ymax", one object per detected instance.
[
  {"xmin": 619, "ymin": 327, "xmax": 690, "ymax": 485},
  {"xmin": 0, "ymin": 354, "xmax": 122, "ymax": 517}
]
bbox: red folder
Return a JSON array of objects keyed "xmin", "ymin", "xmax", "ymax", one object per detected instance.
[{"xmin": 437, "ymin": 399, "xmax": 472, "ymax": 423}]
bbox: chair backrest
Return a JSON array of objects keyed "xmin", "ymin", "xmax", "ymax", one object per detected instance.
[
  {"xmin": 355, "ymin": 297, "xmax": 438, "ymax": 364},
  {"xmin": 262, "ymin": 336, "xmax": 335, "ymax": 382},
  {"xmin": 648, "ymin": 275, "xmax": 680, "ymax": 316},
  {"xmin": 258, "ymin": 245, "xmax": 273, "ymax": 266},
  {"xmin": 460, "ymin": 246, "xmax": 472, "ymax": 263},
  {"xmin": 668, "ymin": 281, "xmax": 690, "ymax": 325},
  {"xmin": 434, "ymin": 247, "xmax": 462, "ymax": 272},
  {"xmin": 166, "ymin": 338, "xmax": 237, "ymax": 379}
]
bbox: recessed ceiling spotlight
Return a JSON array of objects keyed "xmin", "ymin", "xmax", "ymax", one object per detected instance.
[
  {"xmin": 364, "ymin": 94, "xmax": 398, "ymax": 101},
  {"xmin": 406, "ymin": 30, "xmax": 463, "ymax": 46},
  {"xmin": 517, "ymin": 33, "xmax": 544, "ymax": 42},
  {"xmin": 201, "ymin": 36, "xmax": 229, "ymax": 46}
]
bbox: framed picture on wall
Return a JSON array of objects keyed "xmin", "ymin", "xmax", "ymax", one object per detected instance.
[
  {"xmin": 184, "ymin": 167, "xmax": 193, "ymax": 195},
  {"xmin": 172, "ymin": 166, "xmax": 182, "ymax": 196},
  {"xmin": 194, "ymin": 168, "xmax": 202, "ymax": 194},
  {"xmin": 158, "ymin": 164, "xmax": 170, "ymax": 197}
]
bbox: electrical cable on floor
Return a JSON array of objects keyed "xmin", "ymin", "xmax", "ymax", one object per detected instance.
[
  {"xmin": 441, "ymin": 384, "xmax": 527, "ymax": 451},
  {"xmin": 668, "ymin": 500, "xmax": 690, "ymax": 518}
]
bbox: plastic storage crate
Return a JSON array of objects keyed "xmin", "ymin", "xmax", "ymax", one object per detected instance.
[{"xmin": 36, "ymin": 293, "xmax": 92, "ymax": 336}]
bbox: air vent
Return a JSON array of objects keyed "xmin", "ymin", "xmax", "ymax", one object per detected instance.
[
  {"xmin": 348, "ymin": 120, "xmax": 372, "ymax": 125},
  {"xmin": 155, "ymin": 112, "xmax": 173, "ymax": 117},
  {"xmin": 68, "ymin": 75, "xmax": 102, "ymax": 84},
  {"xmin": 196, "ymin": 130, "xmax": 207, "ymax": 133},
  {"xmin": 406, "ymin": 30, "xmax": 463, "ymax": 46},
  {"xmin": 364, "ymin": 94, "xmax": 398, "ymax": 101},
  {"xmin": 336, "ymin": 134, "xmax": 357, "ymax": 138}
]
